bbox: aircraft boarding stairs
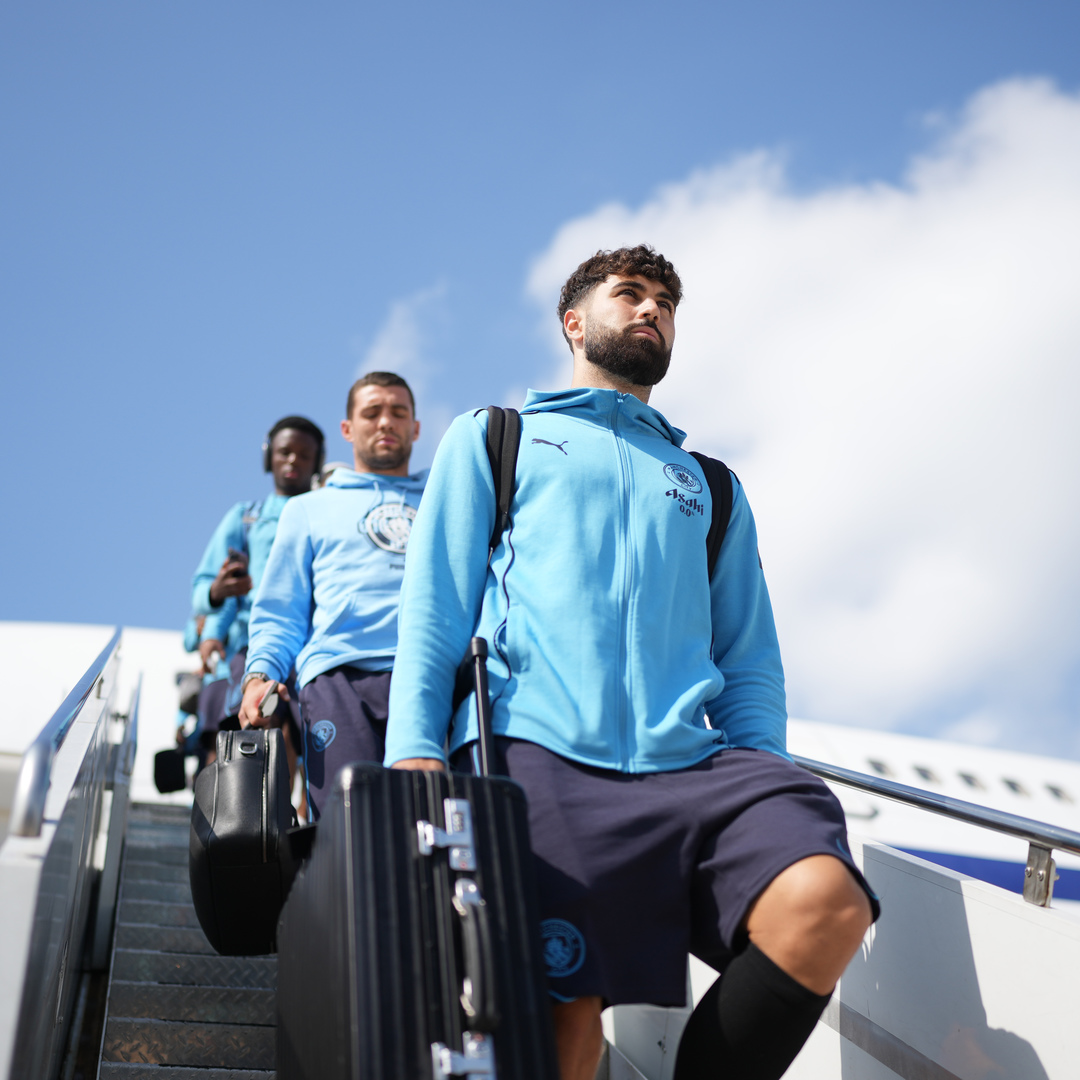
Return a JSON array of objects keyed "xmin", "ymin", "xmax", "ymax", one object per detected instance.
[{"xmin": 2, "ymin": 630, "xmax": 1080, "ymax": 1080}]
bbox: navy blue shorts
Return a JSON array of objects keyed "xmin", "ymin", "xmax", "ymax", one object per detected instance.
[
  {"xmin": 299, "ymin": 666, "xmax": 390, "ymax": 820},
  {"xmin": 454, "ymin": 739, "xmax": 879, "ymax": 1007},
  {"xmin": 197, "ymin": 675, "xmax": 230, "ymax": 745}
]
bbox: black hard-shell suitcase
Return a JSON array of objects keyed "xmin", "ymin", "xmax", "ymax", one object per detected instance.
[
  {"xmin": 189, "ymin": 726, "xmax": 299, "ymax": 955},
  {"xmin": 276, "ymin": 640, "xmax": 559, "ymax": 1080}
]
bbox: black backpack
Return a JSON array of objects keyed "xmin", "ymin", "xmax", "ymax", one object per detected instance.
[
  {"xmin": 452, "ymin": 407, "xmax": 735, "ymax": 711},
  {"xmin": 482, "ymin": 406, "xmax": 734, "ymax": 576}
]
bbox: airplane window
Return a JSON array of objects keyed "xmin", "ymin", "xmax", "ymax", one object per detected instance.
[
  {"xmin": 913, "ymin": 766, "xmax": 940, "ymax": 784},
  {"xmin": 1046, "ymin": 784, "xmax": 1074, "ymax": 803},
  {"xmin": 1002, "ymin": 778, "xmax": 1029, "ymax": 796},
  {"xmin": 867, "ymin": 759, "xmax": 892, "ymax": 777},
  {"xmin": 958, "ymin": 772, "xmax": 984, "ymax": 789}
]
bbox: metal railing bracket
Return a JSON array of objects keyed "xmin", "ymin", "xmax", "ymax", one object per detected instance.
[{"xmin": 1023, "ymin": 844, "xmax": 1058, "ymax": 907}]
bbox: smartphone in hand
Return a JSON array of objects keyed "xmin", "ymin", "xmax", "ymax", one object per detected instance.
[
  {"xmin": 257, "ymin": 681, "xmax": 279, "ymax": 719},
  {"xmin": 226, "ymin": 547, "xmax": 249, "ymax": 578}
]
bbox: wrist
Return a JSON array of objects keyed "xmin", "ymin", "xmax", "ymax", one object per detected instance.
[{"xmin": 241, "ymin": 672, "xmax": 272, "ymax": 693}]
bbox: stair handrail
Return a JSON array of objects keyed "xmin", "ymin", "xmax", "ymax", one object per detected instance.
[
  {"xmin": 9, "ymin": 628, "xmax": 122, "ymax": 838},
  {"xmin": 794, "ymin": 754, "xmax": 1080, "ymax": 906}
]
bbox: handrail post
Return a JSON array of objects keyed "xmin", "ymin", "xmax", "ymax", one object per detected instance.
[
  {"xmin": 1023, "ymin": 844, "xmax": 1058, "ymax": 907},
  {"xmin": 8, "ymin": 743, "xmax": 53, "ymax": 839},
  {"xmin": 8, "ymin": 628, "xmax": 121, "ymax": 838}
]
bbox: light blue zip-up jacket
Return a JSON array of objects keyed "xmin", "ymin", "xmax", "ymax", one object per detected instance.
[
  {"xmin": 245, "ymin": 467, "xmax": 428, "ymax": 688},
  {"xmin": 384, "ymin": 387, "xmax": 788, "ymax": 773},
  {"xmin": 191, "ymin": 494, "xmax": 290, "ymax": 655}
]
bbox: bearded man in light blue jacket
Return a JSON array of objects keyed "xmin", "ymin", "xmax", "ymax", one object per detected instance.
[
  {"xmin": 240, "ymin": 371, "xmax": 427, "ymax": 819},
  {"xmin": 385, "ymin": 247, "xmax": 879, "ymax": 1080}
]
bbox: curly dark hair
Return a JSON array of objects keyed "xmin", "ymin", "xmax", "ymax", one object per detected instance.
[
  {"xmin": 346, "ymin": 371, "xmax": 416, "ymax": 417},
  {"xmin": 556, "ymin": 245, "xmax": 682, "ymax": 351}
]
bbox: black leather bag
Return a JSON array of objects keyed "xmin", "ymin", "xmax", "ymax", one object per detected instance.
[{"xmin": 189, "ymin": 727, "xmax": 300, "ymax": 955}]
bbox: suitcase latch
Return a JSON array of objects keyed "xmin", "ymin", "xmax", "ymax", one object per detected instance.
[
  {"xmin": 431, "ymin": 1031, "xmax": 496, "ymax": 1078},
  {"xmin": 417, "ymin": 798, "xmax": 476, "ymax": 871}
]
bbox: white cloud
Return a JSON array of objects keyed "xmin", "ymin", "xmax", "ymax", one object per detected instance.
[
  {"xmin": 354, "ymin": 282, "xmax": 446, "ymax": 391},
  {"xmin": 527, "ymin": 78, "xmax": 1080, "ymax": 758},
  {"xmin": 352, "ymin": 283, "xmax": 454, "ymax": 466}
]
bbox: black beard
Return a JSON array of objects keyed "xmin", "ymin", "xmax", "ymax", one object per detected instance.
[
  {"xmin": 357, "ymin": 443, "xmax": 410, "ymax": 472},
  {"xmin": 584, "ymin": 321, "xmax": 671, "ymax": 387}
]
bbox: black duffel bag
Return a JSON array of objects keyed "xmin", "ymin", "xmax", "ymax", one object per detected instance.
[{"xmin": 189, "ymin": 726, "xmax": 309, "ymax": 955}]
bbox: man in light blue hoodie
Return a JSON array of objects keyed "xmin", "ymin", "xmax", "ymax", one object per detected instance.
[
  {"xmin": 191, "ymin": 416, "xmax": 325, "ymax": 741},
  {"xmin": 385, "ymin": 248, "xmax": 878, "ymax": 1080},
  {"xmin": 239, "ymin": 372, "xmax": 427, "ymax": 819}
]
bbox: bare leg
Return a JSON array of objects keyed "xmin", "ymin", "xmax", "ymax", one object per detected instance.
[
  {"xmin": 295, "ymin": 759, "xmax": 309, "ymax": 824},
  {"xmin": 283, "ymin": 727, "xmax": 299, "ymax": 793},
  {"xmin": 674, "ymin": 856, "xmax": 873, "ymax": 1079},
  {"xmin": 744, "ymin": 854, "xmax": 872, "ymax": 994},
  {"xmin": 552, "ymin": 996, "xmax": 604, "ymax": 1080}
]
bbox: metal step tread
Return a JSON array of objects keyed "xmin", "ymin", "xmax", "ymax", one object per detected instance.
[
  {"xmin": 95, "ymin": 802, "xmax": 279, "ymax": 1078},
  {"xmin": 107, "ymin": 983, "xmax": 276, "ymax": 1025},
  {"xmin": 101, "ymin": 1017, "xmax": 275, "ymax": 1070},
  {"xmin": 123, "ymin": 833, "xmax": 191, "ymax": 849},
  {"xmin": 124, "ymin": 860, "xmax": 189, "ymax": 883},
  {"xmin": 127, "ymin": 803, "xmax": 193, "ymax": 826},
  {"xmin": 99, "ymin": 1066, "xmax": 272, "ymax": 1080},
  {"xmin": 118, "ymin": 899, "xmax": 203, "ymax": 928},
  {"xmin": 123, "ymin": 879, "xmax": 196, "ymax": 903},
  {"xmin": 112, "ymin": 949, "xmax": 277, "ymax": 988},
  {"xmin": 114, "ymin": 924, "xmax": 219, "ymax": 955}
]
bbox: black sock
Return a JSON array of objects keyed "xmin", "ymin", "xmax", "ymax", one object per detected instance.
[{"xmin": 673, "ymin": 943, "xmax": 832, "ymax": 1080}]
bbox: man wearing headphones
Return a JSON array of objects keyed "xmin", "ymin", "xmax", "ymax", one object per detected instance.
[
  {"xmin": 191, "ymin": 416, "xmax": 326, "ymax": 737},
  {"xmin": 237, "ymin": 372, "xmax": 427, "ymax": 820}
]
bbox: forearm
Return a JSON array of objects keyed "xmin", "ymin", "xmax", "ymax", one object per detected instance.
[
  {"xmin": 707, "ymin": 482, "xmax": 789, "ymax": 755},
  {"xmin": 384, "ymin": 414, "xmax": 494, "ymax": 765},
  {"xmin": 245, "ymin": 504, "xmax": 313, "ymax": 682},
  {"xmin": 192, "ymin": 507, "xmax": 243, "ymax": 613},
  {"xmin": 246, "ymin": 597, "xmax": 306, "ymax": 683},
  {"xmin": 201, "ymin": 601, "xmax": 237, "ymax": 643}
]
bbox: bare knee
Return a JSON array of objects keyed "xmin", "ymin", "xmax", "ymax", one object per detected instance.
[
  {"xmin": 746, "ymin": 855, "xmax": 873, "ymax": 994},
  {"xmin": 552, "ymin": 995, "xmax": 604, "ymax": 1080}
]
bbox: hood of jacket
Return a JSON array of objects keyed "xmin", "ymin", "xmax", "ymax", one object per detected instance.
[
  {"xmin": 324, "ymin": 466, "xmax": 429, "ymax": 493},
  {"xmin": 520, "ymin": 387, "xmax": 687, "ymax": 447}
]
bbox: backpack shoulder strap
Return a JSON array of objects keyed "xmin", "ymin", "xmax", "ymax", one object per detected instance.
[
  {"xmin": 453, "ymin": 407, "xmax": 522, "ymax": 713},
  {"xmin": 485, "ymin": 406, "xmax": 521, "ymax": 553},
  {"xmin": 690, "ymin": 452, "xmax": 733, "ymax": 579}
]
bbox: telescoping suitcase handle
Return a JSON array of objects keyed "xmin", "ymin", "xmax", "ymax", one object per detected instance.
[
  {"xmin": 467, "ymin": 636, "xmax": 496, "ymax": 779},
  {"xmin": 451, "ymin": 637, "xmax": 503, "ymax": 1037}
]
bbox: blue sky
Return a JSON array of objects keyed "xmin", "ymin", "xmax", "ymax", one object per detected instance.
[{"xmin": 3, "ymin": 2, "xmax": 1080, "ymax": 752}]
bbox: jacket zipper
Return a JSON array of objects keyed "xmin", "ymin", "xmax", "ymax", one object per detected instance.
[{"xmin": 612, "ymin": 395, "xmax": 633, "ymax": 769}]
